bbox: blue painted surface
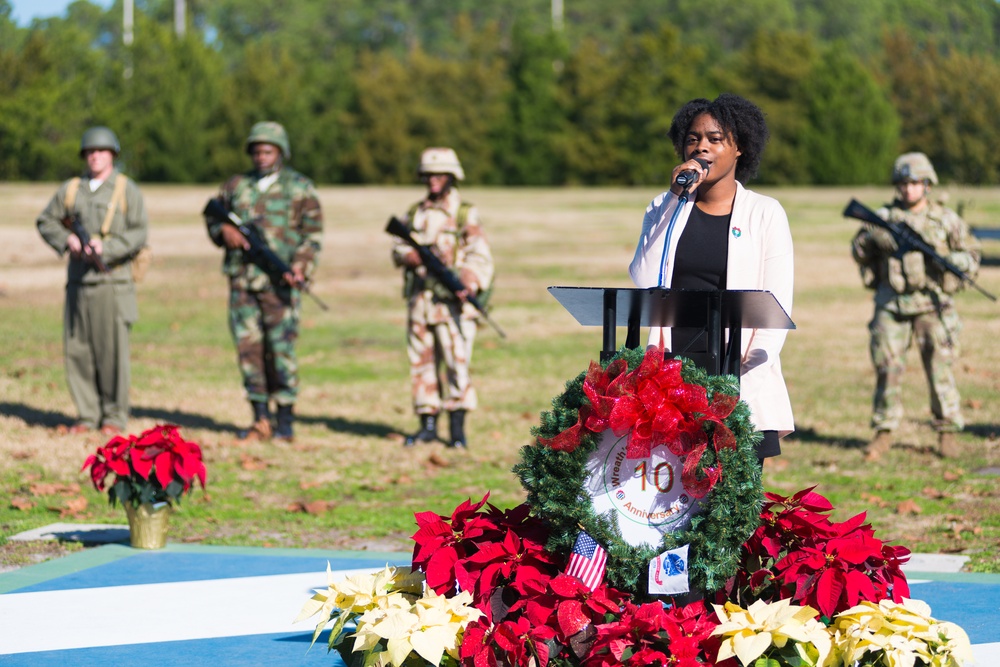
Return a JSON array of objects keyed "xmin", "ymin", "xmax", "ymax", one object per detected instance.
[
  {"xmin": 0, "ymin": 632, "xmax": 344, "ymax": 667},
  {"xmin": 908, "ymin": 580, "xmax": 1000, "ymax": 645},
  {"xmin": 12, "ymin": 552, "xmax": 400, "ymax": 593},
  {"xmin": 2, "ymin": 545, "xmax": 998, "ymax": 665}
]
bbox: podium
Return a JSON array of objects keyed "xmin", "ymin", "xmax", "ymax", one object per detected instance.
[{"xmin": 548, "ymin": 287, "xmax": 795, "ymax": 376}]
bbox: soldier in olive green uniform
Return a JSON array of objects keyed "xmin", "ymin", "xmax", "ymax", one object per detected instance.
[
  {"xmin": 37, "ymin": 126, "xmax": 149, "ymax": 435},
  {"xmin": 852, "ymin": 152, "xmax": 981, "ymax": 460},
  {"xmin": 205, "ymin": 122, "xmax": 323, "ymax": 443},
  {"xmin": 392, "ymin": 148, "xmax": 494, "ymax": 449}
]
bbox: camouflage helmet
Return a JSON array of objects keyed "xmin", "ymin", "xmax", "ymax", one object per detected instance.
[
  {"xmin": 79, "ymin": 126, "xmax": 120, "ymax": 157},
  {"xmin": 245, "ymin": 121, "xmax": 291, "ymax": 160},
  {"xmin": 418, "ymin": 147, "xmax": 465, "ymax": 180},
  {"xmin": 892, "ymin": 152, "xmax": 938, "ymax": 185}
]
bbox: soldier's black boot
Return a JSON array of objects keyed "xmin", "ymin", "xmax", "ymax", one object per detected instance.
[
  {"xmin": 237, "ymin": 401, "xmax": 272, "ymax": 442},
  {"xmin": 274, "ymin": 404, "xmax": 295, "ymax": 443},
  {"xmin": 405, "ymin": 414, "xmax": 437, "ymax": 447},
  {"xmin": 449, "ymin": 410, "xmax": 467, "ymax": 449}
]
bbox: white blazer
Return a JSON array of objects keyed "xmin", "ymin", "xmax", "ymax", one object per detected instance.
[{"xmin": 629, "ymin": 182, "xmax": 795, "ymax": 436}]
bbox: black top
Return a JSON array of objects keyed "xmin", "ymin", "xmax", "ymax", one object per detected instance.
[{"xmin": 669, "ymin": 204, "xmax": 731, "ymax": 355}]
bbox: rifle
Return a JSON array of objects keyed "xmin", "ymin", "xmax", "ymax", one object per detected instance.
[
  {"xmin": 63, "ymin": 213, "xmax": 109, "ymax": 273},
  {"xmin": 844, "ymin": 198, "xmax": 995, "ymax": 302},
  {"xmin": 202, "ymin": 198, "xmax": 329, "ymax": 311},
  {"xmin": 386, "ymin": 215, "xmax": 506, "ymax": 338}
]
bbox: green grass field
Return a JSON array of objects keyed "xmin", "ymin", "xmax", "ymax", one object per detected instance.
[{"xmin": 1, "ymin": 182, "xmax": 998, "ymax": 571}]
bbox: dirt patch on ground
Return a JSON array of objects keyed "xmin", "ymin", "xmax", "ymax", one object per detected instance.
[{"xmin": 0, "ymin": 539, "xmax": 84, "ymax": 573}]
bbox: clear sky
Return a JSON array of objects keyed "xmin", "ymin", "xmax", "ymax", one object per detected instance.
[{"xmin": 8, "ymin": 0, "xmax": 114, "ymax": 26}]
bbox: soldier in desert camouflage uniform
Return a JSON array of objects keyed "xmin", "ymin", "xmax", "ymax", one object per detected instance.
[
  {"xmin": 852, "ymin": 152, "xmax": 980, "ymax": 460},
  {"xmin": 205, "ymin": 122, "xmax": 323, "ymax": 443},
  {"xmin": 392, "ymin": 148, "xmax": 494, "ymax": 449}
]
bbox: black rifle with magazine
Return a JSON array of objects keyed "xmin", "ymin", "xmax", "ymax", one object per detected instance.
[
  {"xmin": 203, "ymin": 198, "xmax": 329, "ymax": 311},
  {"xmin": 844, "ymin": 198, "xmax": 995, "ymax": 302},
  {"xmin": 386, "ymin": 215, "xmax": 506, "ymax": 338},
  {"xmin": 62, "ymin": 213, "xmax": 109, "ymax": 273}
]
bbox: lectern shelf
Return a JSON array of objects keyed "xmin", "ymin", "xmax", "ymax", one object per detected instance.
[{"xmin": 547, "ymin": 287, "xmax": 794, "ymax": 376}]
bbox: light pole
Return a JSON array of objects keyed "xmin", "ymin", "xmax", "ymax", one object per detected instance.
[
  {"xmin": 123, "ymin": 0, "xmax": 133, "ymax": 45},
  {"xmin": 552, "ymin": 0, "xmax": 563, "ymax": 32},
  {"xmin": 175, "ymin": 0, "xmax": 185, "ymax": 37}
]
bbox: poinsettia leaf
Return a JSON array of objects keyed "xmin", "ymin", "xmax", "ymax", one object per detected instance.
[
  {"xmin": 845, "ymin": 569, "xmax": 877, "ymax": 605},
  {"xmin": 467, "ymin": 541, "xmax": 510, "ymax": 564},
  {"xmin": 451, "ymin": 494, "xmax": 490, "ymax": 523},
  {"xmin": 425, "ymin": 546, "xmax": 459, "ymax": 592},
  {"xmin": 568, "ymin": 623, "xmax": 596, "ymax": 659},
  {"xmin": 130, "ymin": 450, "xmax": 153, "ymax": 480},
  {"xmin": 492, "ymin": 620, "xmax": 521, "ymax": 651},
  {"xmin": 834, "ymin": 511, "xmax": 869, "ymax": 535},
  {"xmin": 815, "ymin": 567, "xmax": 844, "ymax": 617},
  {"xmin": 112, "ymin": 478, "xmax": 130, "ymax": 506},
  {"xmin": 889, "ymin": 572, "xmax": 910, "ymax": 601},
  {"xmin": 413, "ymin": 510, "xmax": 449, "ymax": 529},
  {"xmin": 165, "ymin": 479, "xmax": 184, "ymax": 503},
  {"xmin": 794, "ymin": 488, "xmax": 834, "ymax": 513},
  {"xmin": 549, "ymin": 573, "xmax": 585, "ymax": 598},
  {"xmin": 556, "ymin": 599, "xmax": 590, "ymax": 637},
  {"xmin": 832, "ymin": 534, "xmax": 881, "ymax": 565},
  {"xmin": 754, "ymin": 658, "xmax": 781, "ymax": 667}
]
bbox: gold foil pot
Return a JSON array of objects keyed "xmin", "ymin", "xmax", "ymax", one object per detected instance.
[{"xmin": 124, "ymin": 502, "xmax": 171, "ymax": 549}]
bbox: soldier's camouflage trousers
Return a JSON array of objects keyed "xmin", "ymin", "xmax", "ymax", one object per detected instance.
[
  {"xmin": 228, "ymin": 285, "xmax": 300, "ymax": 405},
  {"xmin": 869, "ymin": 305, "xmax": 962, "ymax": 432},
  {"xmin": 407, "ymin": 310, "xmax": 478, "ymax": 415}
]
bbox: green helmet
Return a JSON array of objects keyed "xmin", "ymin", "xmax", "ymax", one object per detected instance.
[
  {"xmin": 79, "ymin": 126, "xmax": 120, "ymax": 157},
  {"xmin": 892, "ymin": 152, "xmax": 938, "ymax": 185},
  {"xmin": 418, "ymin": 147, "xmax": 465, "ymax": 180},
  {"xmin": 245, "ymin": 121, "xmax": 291, "ymax": 160}
]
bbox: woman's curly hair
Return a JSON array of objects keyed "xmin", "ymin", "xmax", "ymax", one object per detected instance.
[{"xmin": 667, "ymin": 93, "xmax": 770, "ymax": 184}]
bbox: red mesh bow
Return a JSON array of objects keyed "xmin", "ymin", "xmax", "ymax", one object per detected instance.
[{"xmin": 538, "ymin": 346, "xmax": 740, "ymax": 498}]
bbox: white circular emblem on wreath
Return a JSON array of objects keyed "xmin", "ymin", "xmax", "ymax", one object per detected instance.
[{"xmin": 584, "ymin": 429, "xmax": 704, "ymax": 547}]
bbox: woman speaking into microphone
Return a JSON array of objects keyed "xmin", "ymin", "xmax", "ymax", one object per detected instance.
[{"xmin": 628, "ymin": 93, "xmax": 795, "ymax": 465}]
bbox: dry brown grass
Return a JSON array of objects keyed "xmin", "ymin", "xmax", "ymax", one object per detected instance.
[{"xmin": 2, "ymin": 181, "xmax": 999, "ymax": 570}]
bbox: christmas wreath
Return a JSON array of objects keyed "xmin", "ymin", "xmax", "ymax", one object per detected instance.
[{"xmin": 514, "ymin": 345, "xmax": 763, "ymax": 597}]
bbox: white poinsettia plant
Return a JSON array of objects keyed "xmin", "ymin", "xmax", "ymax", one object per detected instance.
[
  {"xmin": 832, "ymin": 598, "xmax": 973, "ymax": 667},
  {"xmin": 295, "ymin": 563, "xmax": 483, "ymax": 667},
  {"xmin": 710, "ymin": 597, "xmax": 972, "ymax": 667},
  {"xmin": 712, "ymin": 598, "xmax": 833, "ymax": 667}
]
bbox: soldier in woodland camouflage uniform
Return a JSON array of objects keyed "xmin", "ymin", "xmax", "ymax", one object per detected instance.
[
  {"xmin": 852, "ymin": 152, "xmax": 980, "ymax": 460},
  {"xmin": 392, "ymin": 148, "xmax": 494, "ymax": 449},
  {"xmin": 37, "ymin": 126, "xmax": 148, "ymax": 435},
  {"xmin": 205, "ymin": 122, "xmax": 323, "ymax": 443}
]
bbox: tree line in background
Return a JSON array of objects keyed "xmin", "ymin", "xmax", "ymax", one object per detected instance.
[{"xmin": 2, "ymin": 0, "xmax": 1000, "ymax": 186}]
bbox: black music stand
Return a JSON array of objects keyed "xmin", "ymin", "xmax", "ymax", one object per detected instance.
[{"xmin": 548, "ymin": 287, "xmax": 795, "ymax": 376}]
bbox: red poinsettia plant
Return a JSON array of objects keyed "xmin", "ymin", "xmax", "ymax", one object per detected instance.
[
  {"xmin": 81, "ymin": 424, "xmax": 207, "ymax": 509},
  {"xmin": 726, "ymin": 486, "xmax": 911, "ymax": 619},
  {"xmin": 403, "ymin": 487, "xmax": 919, "ymax": 666},
  {"xmin": 412, "ymin": 493, "xmax": 721, "ymax": 667}
]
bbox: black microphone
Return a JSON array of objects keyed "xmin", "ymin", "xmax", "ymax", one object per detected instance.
[{"xmin": 675, "ymin": 157, "xmax": 710, "ymax": 189}]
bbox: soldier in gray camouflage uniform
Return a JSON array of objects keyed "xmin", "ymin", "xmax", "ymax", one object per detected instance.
[
  {"xmin": 205, "ymin": 122, "xmax": 323, "ymax": 443},
  {"xmin": 37, "ymin": 126, "xmax": 149, "ymax": 436},
  {"xmin": 392, "ymin": 148, "xmax": 494, "ymax": 449},
  {"xmin": 852, "ymin": 152, "xmax": 981, "ymax": 460}
]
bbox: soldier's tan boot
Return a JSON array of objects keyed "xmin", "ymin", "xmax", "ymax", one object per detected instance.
[
  {"xmin": 938, "ymin": 432, "xmax": 960, "ymax": 458},
  {"xmin": 864, "ymin": 430, "xmax": 893, "ymax": 462},
  {"xmin": 236, "ymin": 401, "xmax": 272, "ymax": 444}
]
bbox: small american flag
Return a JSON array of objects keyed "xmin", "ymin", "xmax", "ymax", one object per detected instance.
[{"xmin": 565, "ymin": 531, "xmax": 607, "ymax": 591}]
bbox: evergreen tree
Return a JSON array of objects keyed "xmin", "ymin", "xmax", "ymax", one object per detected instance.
[
  {"xmin": 492, "ymin": 18, "xmax": 569, "ymax": 185},
  {"xmin": 799, "ymin": 45, "xmax": 900, "ymax": 185}
]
